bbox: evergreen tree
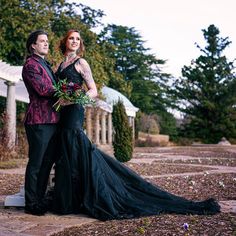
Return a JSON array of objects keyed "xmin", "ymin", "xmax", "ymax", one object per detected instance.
[
  {"xmin": 172, "ymin": 24, "xmax": 236, "ymax": 143},
  {"xmin": 99, "ymin": 24, "xmax": 177, "ymax": 138},
  {"xmin": 112, "ymin": 100, "xmax": 133, "ymax": 162},
  {"xmin": 158, "ymin": 112, "xmax": 178, "ymax": 141},
  {"xmin": 99, "ymin": 24, "xmax": 169, "ymax": 110},
  {"xmin": 0, "ymin": 0, "xmax": 55, "ymax": 65}
]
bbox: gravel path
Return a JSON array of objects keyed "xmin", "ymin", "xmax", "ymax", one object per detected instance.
[{"xmin": 0, "ymin": 145, "xmax": 235, "ymax": 236}]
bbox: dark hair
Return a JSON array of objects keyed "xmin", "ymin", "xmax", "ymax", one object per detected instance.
[
  {"xmin": 59, "ymin": 29, "xmax": 85, "ymax": 56},
  {"xmin": 26, "ymin": 30, "xmax": 48, "ymax": 54}
]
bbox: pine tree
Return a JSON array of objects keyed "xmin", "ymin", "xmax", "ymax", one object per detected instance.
[
  {"xmin": 172, "ymin": 24, "xmax": 236, "ymax": 143},
  {"xmin": 99, "ymin": 24, "xmax": 169, "ymax": 111},
  {"xmin": 112, "ymin": 100, "xmax": 133, "ymax": 162}
]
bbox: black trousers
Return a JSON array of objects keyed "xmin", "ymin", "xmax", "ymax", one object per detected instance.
[{"xmin": 24, "ymin": 124, "xmax": 58, "ymax": 207}]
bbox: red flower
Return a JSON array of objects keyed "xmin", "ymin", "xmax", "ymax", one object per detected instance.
[
  {"xmin": 73, "ymin": 83, "xmax": 82, "ymax": 91},
  {"xmin": 61, "ymin": 84, "xmax": 67, "ymax": 92}
]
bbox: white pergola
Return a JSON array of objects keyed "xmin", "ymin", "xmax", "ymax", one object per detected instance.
[{"xmin": 0, "ymin": 60, "xmax": 23, "ymax": 148}]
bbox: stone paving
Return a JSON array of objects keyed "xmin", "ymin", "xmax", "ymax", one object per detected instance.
[
  {"xmin": 0, "ymin": 207, "xmax": 97, "ymax": 236},
  {"xmin": 0, "ymin": 146, "xmax": 235, "ymax": 236}
]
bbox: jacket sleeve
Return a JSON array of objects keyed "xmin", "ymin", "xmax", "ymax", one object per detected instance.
[{"xmin": 23, "ymin": 63, "xmax": 55, "ymax": 97}]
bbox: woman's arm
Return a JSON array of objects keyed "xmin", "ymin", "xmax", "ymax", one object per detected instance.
[{"xmin": 75, "ymin": 58, "xmax": 98, "ymax": 98}]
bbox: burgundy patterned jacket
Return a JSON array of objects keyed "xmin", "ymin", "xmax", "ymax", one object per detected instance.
[{"xmin": 22, "ymin": 54, "xmax": 60, "ymax": 124}]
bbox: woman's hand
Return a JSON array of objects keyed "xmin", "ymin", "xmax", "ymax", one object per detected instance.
[{"xmin": 55, "ymin": 98, "xmax": 73, "ymax": 107}]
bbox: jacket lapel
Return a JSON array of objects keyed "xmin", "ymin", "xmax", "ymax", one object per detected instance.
[{"xmin": 37, "ymin": 57, "xmax": 56, "ymax": 83}]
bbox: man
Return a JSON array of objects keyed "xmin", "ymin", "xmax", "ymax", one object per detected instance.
[{"xmin": 22, "ymin": 30, "xmax": 59, "ymax": 215}]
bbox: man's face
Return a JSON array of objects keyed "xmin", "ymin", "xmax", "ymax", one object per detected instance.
[{"xmin": 32, "ymin": 34, "xmax": 49, "ymax": 57}]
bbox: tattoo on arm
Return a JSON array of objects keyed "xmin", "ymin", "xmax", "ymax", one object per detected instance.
[
  {"xmin": 76, "ymin": 59, "xmax": 97, "ymax": 98},
  {"xmin": 78, "ymin": 59, "xmax": 94, "ymax": 86}
]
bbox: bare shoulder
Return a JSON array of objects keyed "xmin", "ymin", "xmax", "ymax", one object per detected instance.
[
  {"xmin": 75, "ymin": 58, "xmax": 92, "ymax": 73},
  {"xmin": 76, "ymin": 58, "xmax": 90, "ymax": 67},
  {"xmin": 74, "ymin": 58, "xmax": 94, "ymax": 84}
]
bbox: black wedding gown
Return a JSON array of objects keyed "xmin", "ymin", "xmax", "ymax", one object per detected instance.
[{"xmin": 52, "ymin": 60, "xmax": 220, "ymax": 221}]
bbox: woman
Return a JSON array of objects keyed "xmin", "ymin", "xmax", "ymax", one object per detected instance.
[{"xmin": 52, "ymin": 29, "xmax": 220, "ymax": 220}]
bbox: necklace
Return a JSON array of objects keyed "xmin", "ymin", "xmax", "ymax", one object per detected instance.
[
  {"xmin": 62, "ymin": 53, "xmax": 78, "ymax": 70},
  {"xmin": 65, "ymin": 53, "xmax": 78, "ymax": 63}
]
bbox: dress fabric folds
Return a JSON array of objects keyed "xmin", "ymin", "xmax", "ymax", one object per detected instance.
[{"xmin": 52, "ymin": 61, "xmax": 220, "ymax": 221}]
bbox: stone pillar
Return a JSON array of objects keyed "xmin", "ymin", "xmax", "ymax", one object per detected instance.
[
  {"xmin": 107, "ymin": 113, "xmax": 112, "ymax": 144},
  {"xmin": 128, "ymin": 116, "xmax": 132, "ymax": 126},
  {"xmin": 127, "ymin": 116, "xmax": 135, "ymax": 140},
  {"xmin": 131, "ymin": 117, "xmax": 135, "ymax": 140},
  {"xmin": 86, "ymin": 107, "xmax": 92, "ymax": 141},
  {"xmin": 94, "ymin": 109, "xmax": 100, "ymax": 145},
  {"xmin": 101, "ymin": 111, "xmax": 107, "ymax": 144},
  {"xmin": 5, "ymin": 81, "xmax": 16, "ymax": 148}
]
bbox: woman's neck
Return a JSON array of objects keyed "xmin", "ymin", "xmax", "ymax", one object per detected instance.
[{"xmin": 65, "ymin": 52, "xmax": 77, "ymax": 62}]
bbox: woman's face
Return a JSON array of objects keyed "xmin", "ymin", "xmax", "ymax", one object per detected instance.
[{"xmin": 66, "ymin": 32, "xmax": 80, "ymax": 52}]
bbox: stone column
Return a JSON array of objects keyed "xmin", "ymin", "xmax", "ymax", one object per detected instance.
[
  {"xmin": 107, "ymin": 113, "xmax": 112, "ymax": 144},
  {"xmin": 131, "ymin": 117, "xmax": 135, "ymax": 140},
  {"xmin": 101, "ymin": 111, "xmax": 107, "ymax": 144},
  {"xmin": 5, "ymin": 81, "xmax": 16, "ymax": 148},
  {"xmin": 86, "ymin": 107, "xmax": 92, "ymax": 141},
  {"xmin": 94, "ymin": 109, "xmax": 100, "ymax": 145},
  {"xmin": 128, "ymin": 116, "xmax": 132, "ymax": 126}
]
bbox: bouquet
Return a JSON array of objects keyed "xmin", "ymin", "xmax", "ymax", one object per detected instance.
[{"xmin": 53, "ymin": 79, "xmax": 95, "ymax": 111}]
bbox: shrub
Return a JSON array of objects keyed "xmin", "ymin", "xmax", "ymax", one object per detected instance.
[
  {"xmin": 135, "ymin": 112, "xmax": 160, "ymax": 135},
  {"xmin": 0, "ymin": 110, "xmax": 28, "ymax": 162},
  {"xmin": 176, "ymin": 137, "xmax": 193, "ymax": 146},
  {"xmin": 112, "ymin": 100, "xmax": 133, "ymax": 162},
  {"xmin": 0, "ymin": 111, "xmax": 12, "ymax": 161},
  {"xmin": 135, "ymin": 135, "xmax": 169, "ymax": 147},
  {"xmin": 228, "ymin": 138, "xmax": 236, "ymax": 145}
]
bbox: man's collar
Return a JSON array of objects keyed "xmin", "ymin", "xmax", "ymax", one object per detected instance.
[{"xmin": 31, "ymin": 53, "xmax": 45, "ymax": 61}]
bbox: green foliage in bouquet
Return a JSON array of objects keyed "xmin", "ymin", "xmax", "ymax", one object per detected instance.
[{"xmin": 53, "ymin": 79, "xmax": 95, "ymax": 111}]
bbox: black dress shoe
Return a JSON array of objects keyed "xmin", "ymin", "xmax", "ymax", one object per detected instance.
[{"xmin": 24, "ymin": 205, "xmax": 47, "ymax": 216}]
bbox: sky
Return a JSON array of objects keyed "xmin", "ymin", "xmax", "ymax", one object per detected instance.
[{"xmin": 78, "ymin": 0, "xmax": 236, "ymax": 77}]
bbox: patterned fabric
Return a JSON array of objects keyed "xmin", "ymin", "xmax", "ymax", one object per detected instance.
[{"xmin": 22, "ymin": 54, "xmax": 60, "ymax": 124}]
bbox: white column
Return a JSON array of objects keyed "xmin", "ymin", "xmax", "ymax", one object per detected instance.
[
  {"xmin": 94, "ymin": 109, "xmax": 100, "ymax": 145},
  {"xmin": 131, "ymin": 117, "xmax": 135, "ymax": 140},
  {"xmin": 86, "ymin": 107, "xmax": 92, "ymax": 141},
  {"xmin": 107, "ymin": 113, "xmax": 112, "ymax": 144},
  {"xmin": 101, "ymin": 111, "xmax": 107, "ymax": 144},
  {"xmin": 5, "ymin": 81, "xmax": 16, "ymax": 148}
]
